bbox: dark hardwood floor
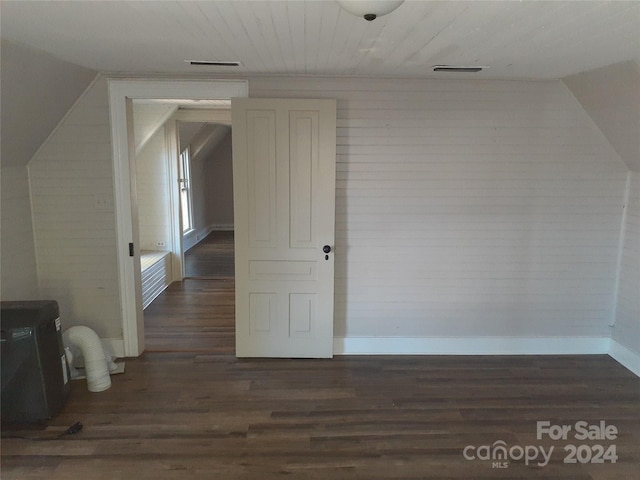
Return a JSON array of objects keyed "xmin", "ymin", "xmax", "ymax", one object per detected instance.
[
  {"xmin": 2, "ymin": 355, "xmax": 639, "ymax": 479},
  {"xmin": 3, "ymin": 232, "xmax": 639, "ymax": 478},
  {"xmin": 144, "ymin": 230, "xmax": 235, "ymax": 353},
  {"xmin": 184, "ymin": 230, "xmax": 234, "ymax": 279},
  {"xmin": 144, "ymin": 278, "xmax": 235, "ymax": 354}
]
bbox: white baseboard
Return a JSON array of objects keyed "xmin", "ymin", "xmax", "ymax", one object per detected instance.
[
  {"xmin": 210, "ymin": 224, "xmax": 234, "ymax": 231},
  {"xmin": 333, "ymin": 336, "xmax": 611, "ymax": 356},
  {"xmin": 184, "ymin": 224, "xmax": 234, "ymax": 251},
  {"xmin": 101, "ymin": 335, "xmax": 639, "ymax": 377},
  {"xmin": 101, "ymin": 338, "xmax": 125, "ymax": 359},
  {"xmin": 608, "ymin": 340, "xmax": 640, "ymax": 377}
]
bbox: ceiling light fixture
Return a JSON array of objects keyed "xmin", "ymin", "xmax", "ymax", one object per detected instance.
[
  {"xmin": 336, "ymin": 0, "xmax": 404, "ymax": 21},
  {"xmin": 433, "ymin": 65, "xmax": 488, "ymax": 73}
]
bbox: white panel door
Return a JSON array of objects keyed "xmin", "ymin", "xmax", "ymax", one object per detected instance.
[{"xmin": 232, "ymin": 98, "xmax": 336, "ymax": 357}]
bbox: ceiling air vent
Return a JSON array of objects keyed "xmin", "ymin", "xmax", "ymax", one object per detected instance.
[
  {"xmin": 186, "ymin": 60, "xmax": 241, "ymax": 67},
  {"xmin": 433, "ymin": 65, "xmax": 487, "ymax": 73}
]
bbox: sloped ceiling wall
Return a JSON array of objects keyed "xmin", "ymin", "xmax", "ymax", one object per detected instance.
[
  {"xmin": 178, "ymin": 121, "xmax": 206, "ymax": 152},
  {"xmin": 1, "ymin": 40, "xmax": 96, "ymax": 301},
  {"xmin": 132, "ymin": 103, "xmax": 177, "ymax": 154},
  {"xmin": 563, "ymin": 61, "xmax": 640, "ymax": 172},
  {"xmin": 0, "ymin": 40, "xmax": 96, "ymax": 168},
  {"xmin": 189, "ymin": 123, "xmax": 230, "ymax": 160}
]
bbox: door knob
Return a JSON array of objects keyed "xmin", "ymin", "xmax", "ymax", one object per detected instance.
[{"xmin": 323, "ymin": 245, "xmax": 331, "ymax": 254}]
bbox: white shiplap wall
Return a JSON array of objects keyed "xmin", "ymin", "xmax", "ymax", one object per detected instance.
[
  {"xmin": 136, "ymin": 127, "xmax": 172, "ymax": 252},
  {"xmin": 28, "ymin": 76, "xmax": 121, "ymax": 339},
  {"xmin": 250, "ymin": 76, "xmax": 628, "ymax": 344},
  {"xmin": 0, "ymin": 166, "xmax": 40, "ymax": 300},
  {"xmin": 25, "ymin": 74, "xmax": 631, "ymax": 355},
  {"xmin": 613, "ymin": 173, "xmax": 640, "ymax": 354}
]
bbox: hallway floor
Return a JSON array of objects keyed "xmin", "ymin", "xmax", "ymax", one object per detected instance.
[
  {"xmin": 184, "ymin": 230, "xmax": 234, "ymax": 279},
  {"xmin": 144, "ymin": 231, "xmax": 235, "ymax": 353}
]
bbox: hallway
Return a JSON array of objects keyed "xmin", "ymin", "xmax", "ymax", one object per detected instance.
[
  {"xmin": 184, "ymin": 230, "xmax": 234, "ymax": 279},
  {"xmin": 143, "ymin": 231, "xmax": 235, "ymax": 353}
]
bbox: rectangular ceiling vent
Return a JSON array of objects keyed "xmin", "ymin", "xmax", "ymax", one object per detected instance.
[
  {"xmin": 187, "ymin": 60, "xmax": 241, "ymax": 67},
  {"xmin": 432, "ymin": 65, "xmax": 487, "ymax": 73}
]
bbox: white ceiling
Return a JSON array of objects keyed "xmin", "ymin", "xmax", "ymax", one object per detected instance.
[{"xmin": 1, "ymin": 1, "xmax": 638, "ymax": 79}]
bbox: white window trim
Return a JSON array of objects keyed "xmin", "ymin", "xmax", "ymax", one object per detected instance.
[{"xmin": 179, "ymin": 146, "xmax": 195, "ymax": 234}]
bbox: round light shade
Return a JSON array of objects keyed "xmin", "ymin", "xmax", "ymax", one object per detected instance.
[{"xmin": 336, "ymin": 0, "xmax": 404, "ymax": 18}]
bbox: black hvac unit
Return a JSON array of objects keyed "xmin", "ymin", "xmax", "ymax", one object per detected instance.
[{"xmin": 1, "ymin": 300, "xmax": 71, "ymax": 423}]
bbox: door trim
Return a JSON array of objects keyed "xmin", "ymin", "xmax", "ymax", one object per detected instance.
[{"xmin": 108, "ymin": 78, "xmax": 249, "ymax": 356}]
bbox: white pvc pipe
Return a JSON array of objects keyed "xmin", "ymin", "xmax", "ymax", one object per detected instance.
[{"xmin": 62, "ymin": 326, "xmax": 112, "ymax": 392}]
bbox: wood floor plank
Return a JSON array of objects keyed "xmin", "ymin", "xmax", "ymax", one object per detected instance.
[
  {"xmin": 2, "ymin": 354, "xmax": 638, "ymax": 479},
  {"xmin": 184, "ymin": 230, "xmax": 234, "ymax": 279},
  {"xmin": 143, "ymin": 278, "xmax": 235, "ymax": 353}
]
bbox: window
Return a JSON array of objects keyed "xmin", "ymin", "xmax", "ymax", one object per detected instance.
[{"xmin": 179, "ymin": 147, "xmax": 194, "ymax": 233}]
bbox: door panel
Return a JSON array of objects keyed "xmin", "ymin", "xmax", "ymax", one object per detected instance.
[
  {"xmin": 289, "ymin": 110, "xmax": 319, "ymax": 248},
  {"xmin": 289, "ymin": 294, "xmax": 317, "ymax": 337},
  {"xmin": 232, "ymin": 98, "xmax": 336, "ymax": 358},
  {"xmin": 249, "ymin": 261, "xmax": 317, "ymax": 282},
  {"xmin": 249, "ymin": 293, "xmax": 277, "ymax": 334},
  {"xmin": 247, "ymin": 111, "xmax": 277, "ymax": 247}
]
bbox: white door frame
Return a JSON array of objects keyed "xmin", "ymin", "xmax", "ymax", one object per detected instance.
[{"xmin": 108, "ymin": 79, "xmax": 249, "ymax": 357}]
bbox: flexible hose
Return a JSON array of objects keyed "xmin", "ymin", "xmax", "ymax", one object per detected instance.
[{"xmin": 62, "ymin": 326, "xmax": 111, "ymax": 392}]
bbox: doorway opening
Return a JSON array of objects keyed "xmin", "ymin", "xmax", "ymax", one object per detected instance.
[
  {"xmin": 133, "ymin": 112, "xmax": 236, "ymax": 353},
  {"xmin": 176, "ymin": 120, "xmax": 235, "ymax": 280},
  {"xmin": 108, "ymin": 79, "xmax": 248, "ymax": 356}
]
